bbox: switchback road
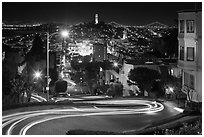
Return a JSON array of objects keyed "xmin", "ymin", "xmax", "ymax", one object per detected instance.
[{"xmin": 2, "ymin": 98, "xmax": 182, "ymax": 135}]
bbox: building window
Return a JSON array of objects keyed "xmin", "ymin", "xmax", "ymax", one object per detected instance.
[
  {"xmin": 184, "ymin": 72, "xmax": 188, "ymax": 86},
  {"xmin": 186, "ymin": 20, "xmax": 194, "ymax": 33},
  {"xmin": 187, "ymin": 47, "xmax": 194, "ymax": 61},
  {"xmin": 180, "ymin": 46, "xmax": 184, "ymax": 60},
  {"xmin": 184, "ymin": 72, "xmax": 195, "ymax": 90},
  {"xmin": 189, "ymin": 74, "xmax": 195, "ymax": 89},
  {"xmin": 179, "ymin": 20, "xmax": 184, "ymax": 33}
]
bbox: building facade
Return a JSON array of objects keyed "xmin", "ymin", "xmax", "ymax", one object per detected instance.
[{"xmin": 178, "ymin": 10, "xmax": 202, "ymax": 103}]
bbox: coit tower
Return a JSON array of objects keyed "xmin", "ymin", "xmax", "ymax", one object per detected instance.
[{"xmin": 95, "ymin": 13, "xmax": 99, "ymax": 24}]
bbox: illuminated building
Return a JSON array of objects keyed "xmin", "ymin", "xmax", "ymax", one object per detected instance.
[{"xmin": 178, "ymin": 10, "xmax": 202, "ymax": 103}]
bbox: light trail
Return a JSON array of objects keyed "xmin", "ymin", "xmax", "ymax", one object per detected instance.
[
  {"xmin": 31, "ymin": 94, "xmax": 47, "ymax": 102},
  {"xmin": 2, "ymin": 99, "xmax": 165, "ymax": 135},
  {"xmin": 31, "ymin": 96, "xmax": 42, "ymax": 102}
]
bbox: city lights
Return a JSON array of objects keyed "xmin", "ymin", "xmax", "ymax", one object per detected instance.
[{"xmin": 2, "ymin": 2, "xmax": 202, "ymax": 135}]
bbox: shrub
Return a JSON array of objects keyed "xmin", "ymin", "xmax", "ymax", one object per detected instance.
[
  {"xmin": 154, "ymin": 119, "xmax": 202, "ymax": 135},
  {"xmin": 106, "ymin": 82, "xmax": 123, "ymax": 97}
]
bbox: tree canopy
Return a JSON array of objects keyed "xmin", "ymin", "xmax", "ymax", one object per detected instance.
[
  {"xmin": 54, "ymin": 80, "xmax": 68, "ymax": 93},
  {"xmin": 28, "ymin": 34, "xmax": 44, "ymax": 56},
  {"xmin": 128, "ymin": 67, "xmax": 161, "ymax": 95}
]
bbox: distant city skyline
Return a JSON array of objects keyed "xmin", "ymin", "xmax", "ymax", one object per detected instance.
[{"xmin": 2, "ymin": 2, "xmax": 202, "ymax": 26}]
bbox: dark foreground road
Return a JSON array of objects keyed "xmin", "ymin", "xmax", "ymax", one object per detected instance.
[{"xmin": 2, "ymin": 98, "xmax": 182, "ymax": 135}]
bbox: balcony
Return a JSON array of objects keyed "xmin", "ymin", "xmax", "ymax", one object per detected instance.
[{"xmin": 177, "ymin": 60, "xmax": 197, "ymax": 71}]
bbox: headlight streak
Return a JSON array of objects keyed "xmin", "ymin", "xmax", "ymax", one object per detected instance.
[
  {"xmin": 31, "ymin": 96, "xmax": 42, "ymax": 102},
  {"xmin": 31, "ymin": 94, "xmax": 47, "ymax": 102},
  {"xmin": 2, "ymin": 108, "xmax": 84, "ymax": 127},
  {"xmin": 20, "ymin": 102, "xmax": 164, "ymax": 135},
  {"xmin": 6, "ymin": 112, "xmax": 48, "ymax": 135},
  {"xmin": 2, "ymin": 100, "xmax": 164, "ymax": 135}
]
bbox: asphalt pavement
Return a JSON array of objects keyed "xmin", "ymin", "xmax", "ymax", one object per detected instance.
[{"xmin": 2, "ymin": 96, "xmax": 186, "ymax": 135}]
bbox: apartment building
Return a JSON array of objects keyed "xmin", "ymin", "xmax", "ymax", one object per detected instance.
[{"xmin": 178, "ymin": 10, "xmax": 202, "ymax": 103}]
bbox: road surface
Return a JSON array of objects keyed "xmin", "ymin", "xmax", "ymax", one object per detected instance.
[{"xmin": 2, "ymin": 98, "xmax": 182, "ymax": 135}]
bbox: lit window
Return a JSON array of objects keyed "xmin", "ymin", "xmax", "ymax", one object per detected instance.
[
  {"xmin": 179, "ymin": 20, "xmax": 184, "ymax": 33},
  {"xmin": 187, "ymin": 47, "xmax": 194, "ymax": 61},
  {"xmin": 180, "ymin": 46, "xmax": 184, "ymax": 60},
  {"xmin": 186, "ymin": 20, "xmax": 194, "ymax": 33}
]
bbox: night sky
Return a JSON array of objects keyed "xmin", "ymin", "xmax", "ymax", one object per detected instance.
[{"xmin": 2, "ymin": 2, "xmax": 202, "ymax": 26}]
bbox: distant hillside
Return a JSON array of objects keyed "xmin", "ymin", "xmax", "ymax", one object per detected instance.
[{"xmin": 70, "ymin": 21, "xmax": 177, "ymax": 44}]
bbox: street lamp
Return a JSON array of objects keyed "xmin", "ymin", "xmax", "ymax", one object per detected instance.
[
  {"xmin": 46, "ymin": 30, "xmax": 69, "ymax": 101},
  {"xmin": 61, "ymin": 31, "xmax": 69, "ymax": 37},
  {"xmin": 113, "ymin": 62, "xmax": 118, "ymax": 67},
  {"xmin": 34, "ymin": 71, "xmax": 42, "ymax": 79}
]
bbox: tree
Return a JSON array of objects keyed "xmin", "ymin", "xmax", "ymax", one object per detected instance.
[
  {"xmin": 54, "ymin": 79, "xmax": 68, "ymax": 93},
  {"xmin": 84, "ymin": 62, "xmax": 100, "ymax": 94},
  {"xmin": 128, "ymin": 67, "xmax": 161, "ymax": 96},
  {"xmin": 151, "ymin": 37, "xmax": 166, "ymax": 57},
  {"xmin": 28, "ymin": 34, "xmax": 45, "ymax": 57},
  {"xmin": 150, "ymin": 28, "xmax": 178, "ymax": 58},
  {"xmin": 25, "ymin": 34, "xmax": 46, "ymax": 86},
  {"xmin": 106, "ymin": 82, "xmax": 123, "ymax": 97},
  {"xmin": 2, "ymin": 47, "xmax": 28, "ymax": 106},
  {"xmin": 150, "ymin": 80, "xmax": 165, "ymax": 99}
]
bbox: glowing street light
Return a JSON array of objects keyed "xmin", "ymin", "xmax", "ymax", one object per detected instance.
[
  {"xmin": 34, "ymin": 71, "xmax": 42, "ymax": 79},
  {"xmin": 61, "ymin": 30, "xmax": 69, "ymax": 37},
  {"xmin": 113, "ymin": 62, "xmax": 118, "ymax": 67}
]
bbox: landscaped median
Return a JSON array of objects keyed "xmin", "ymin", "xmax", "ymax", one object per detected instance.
[
  {"xmin": 66, "ymin": 111, "xmax": 202, "ymax": 135},
  {"xmin": 66, "ymin": 129, "xmax": 122, "ymax": 135}
]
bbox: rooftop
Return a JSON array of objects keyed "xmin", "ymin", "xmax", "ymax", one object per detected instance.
[{"xmin": 177, "ymin": 9, "xmax": 202, "ymax": 13}]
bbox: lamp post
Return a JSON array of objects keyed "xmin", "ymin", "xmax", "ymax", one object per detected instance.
[{"xmin": 46, "ymin": 30, "xmax": 69, "ymax": 101}]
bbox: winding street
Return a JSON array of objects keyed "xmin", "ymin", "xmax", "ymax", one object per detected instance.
[{"xmin": 2, "ymin": 98, "xmax": 182, "ymax": 135}]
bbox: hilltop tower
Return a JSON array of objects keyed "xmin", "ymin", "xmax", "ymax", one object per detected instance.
[
  {"xmin": 95, "ymin": 13, "xmax": 99, "ymax": 24},
  {"xmin": 122, "ymin": 30, "xmax": 127, "ymax": 40}
]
